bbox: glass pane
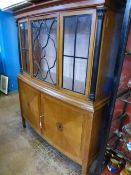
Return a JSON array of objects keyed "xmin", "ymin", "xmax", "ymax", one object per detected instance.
[
  {"xmin": 75, "ymin": 15, "xmax": 92, "ymax": 58},
  {"xmin": 21, "ymin": 50, "xmax": 29, "ymax": 72},
  {"xmin": 62, "ymin": 14, "xmax": 92, "ymax": 94},
  {"xmin": 63, "ymin": 56, "xmax": 73, "ymax": 90},
  {"xmin": 31, "ymin": 17, "xmax": 57, "ymax": 85},
  {"xmin": 74, "ymin": 58, "xmax": 88, "ymax": 94},
  {"xmin": 19, "ymin": 22, "xmax": 30, "ymax": 73},
  {"xmin": 63, "ymin": 16, "xmax": 77, "ymax": 56}
]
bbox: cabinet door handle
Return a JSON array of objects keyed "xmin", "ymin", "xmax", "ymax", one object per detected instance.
[
  {"xmin": 40, "ymin": 120, "xmax": 42, "ymax": 128},
  {"xmin": 40, "ymin": 115, "xmax": 44, "ymax": 129},
  {"xmin": 40, "ymin": 115, "xmax": 44, "ymax": 118}
]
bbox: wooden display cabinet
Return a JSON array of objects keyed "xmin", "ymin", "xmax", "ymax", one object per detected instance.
[{"xmin": 15, "ymin": 0, "xmax": 126, "ymax": 174}]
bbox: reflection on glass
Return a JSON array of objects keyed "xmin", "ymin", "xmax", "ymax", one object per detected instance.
[
  {"xmin": 75, "ymin": 15, "xmax": 91, "ymax": 58},
  {"xmin": 62, "ymin": 14, "xmax": 92, "ymax": 94},
  {"xmin": 74, "ymin": 58, "xmax": 88, "ymax": 94},
  {"xmin": 63, "ymin": 16, "xmax": 76, "ymax": 56},
  {"xmin": 31, "ymin": 17, "xmax": 57, "ymax": 85},
  {"xmin": 63, "ymin": 56, "xmax": 73, "ymax": 90}
]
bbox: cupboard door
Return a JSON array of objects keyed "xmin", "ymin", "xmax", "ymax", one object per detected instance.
[
  {"xmin": 19, "ymin": 80, "xmax": 40, "ymax": 132},
  {"xmin": 19, "ymin": 21, "xmax": 30, "ymax": 74},
  {"xmin": 41, "ymin": 94, "xmax": 83, "ymax": 163},
  {"xmin": 60, "ymin": 10, "xmax": 96, "ymax": 96},
  {"xmin": 30, "ymin": 15, "xmax": 58, "ymax": 86}
]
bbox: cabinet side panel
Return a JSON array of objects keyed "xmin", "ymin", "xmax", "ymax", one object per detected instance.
[
  {"xmin": 96, "ymin": 10, "xmax": 124, "ymax": 101},
  {"xmin": 81, "ymin": 109, "xmax": 103, "ymax": 175}
]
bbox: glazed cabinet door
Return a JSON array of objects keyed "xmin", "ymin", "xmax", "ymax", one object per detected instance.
[
  {"xmin": 30, "ymin": 14, "xmax": 59, "ymax": 86},
  {"xmin": 59, "ymin": 10, "xmax": 96, "ymax": 97},
  {"xmin": 40, "ymin": 93, "xmax": 84, "ymax": 164},
  {"xmin": 18, "ymin": 79, "xmax": 41, "ymax": 132},
  {"xmin": 19, "ymin": 20, "xmax": 30, "ymax": 74}
]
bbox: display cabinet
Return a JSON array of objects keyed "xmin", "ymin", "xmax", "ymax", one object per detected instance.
[{"xmin": 14, "ymin": 0, "xmax": 126, "ymax": 174}]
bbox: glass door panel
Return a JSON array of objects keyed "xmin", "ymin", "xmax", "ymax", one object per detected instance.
[
  {"xmin": 61, "ymin": 12, "xmax": 92, "ymax": 95},
  {"xmin": 19, "ymin": 21, "xmax": 30, "ymax": 73},
  {"xmin": 75, "ymin": 15, "xmax": 91, "ymax": 58},
  {"xmin": 63, "ymin": 16, "xmax": 76, "ymax": 56},
  {"xmin": 74, "ymin": 58, "xmax": 88, "ymax": 94},
  {"xmin": 31, "ymin": 16, "xmax": 57, "ymax": 85},
  {"xmin": 63, "ymin": 56, "xmax": 74, "ymax": 90}
]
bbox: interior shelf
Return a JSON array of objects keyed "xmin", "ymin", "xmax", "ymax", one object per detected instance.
[{"xmin": 106, "ymin": 145, "xmax": 131, "ymax": 162}]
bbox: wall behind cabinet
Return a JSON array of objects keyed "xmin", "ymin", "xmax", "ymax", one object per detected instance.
[{"xmin": 0, "ymin": 10, "xmax": 20, "ymax": 92}]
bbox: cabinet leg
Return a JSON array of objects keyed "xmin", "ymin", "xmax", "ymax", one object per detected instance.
[
  {"xmin": 22, "ymin": 117, "xmax": 26, "ymax": 128},
  {"xmin": 82, "ymin": 162, "xmax": 88, "ymax": 175}
]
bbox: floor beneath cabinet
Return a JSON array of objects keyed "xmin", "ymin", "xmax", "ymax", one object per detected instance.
[{"xmin": 0, "ymin": 92, "xmax": 115, "ymax": 175}]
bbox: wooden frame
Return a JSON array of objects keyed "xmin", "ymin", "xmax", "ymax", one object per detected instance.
[
  {"xmin": 18, "ymin": 18, "xmax": 30, "ymax": 76},
  {"xmin": 59, "ymin": 9, "xmax": 96, "ymax": 99},
  {"xmin": 28, "ymin": 13, "xmax": 60, "ymax": 89}
]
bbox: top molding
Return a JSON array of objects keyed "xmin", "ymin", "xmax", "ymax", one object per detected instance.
[
  {"xmin": 13, "ymin": 0, "xmax": 126, "ymax": 20},
  {"xmin": 13, "ymin": 0, "xmax": 105, "ymax": 19}
]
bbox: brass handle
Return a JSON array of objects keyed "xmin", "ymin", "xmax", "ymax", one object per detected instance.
[
  {"xmin": 40, "ymin": 115, "xmax": 44, "ymax": 129},
  {"xmin": 40, "ymin": 115, "xmax": 44, "ymax": 118},
  {"xmin": 40, "ymin": 121, "xmax": 42, "ymax": 128},
  {"xmin": 56, "ymin": 122, "xmax": 63, "ymax": 131}
]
